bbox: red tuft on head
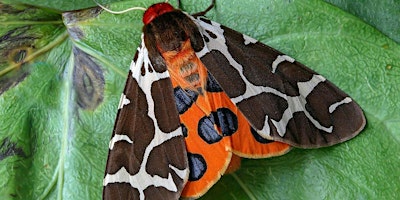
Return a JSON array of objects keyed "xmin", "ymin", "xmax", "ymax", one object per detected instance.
[{"xmin": 143, "ymin": 3, "xmax": 175, "ymax": 25}]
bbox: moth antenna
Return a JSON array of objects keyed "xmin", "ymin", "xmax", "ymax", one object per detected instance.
[
  {"xmin": 93, "ymin": 0, "xmax": 146, "ymax": 14},
  {"xmin": 192, "ymin": 0, "xmax": 216, "ymax": 17}
]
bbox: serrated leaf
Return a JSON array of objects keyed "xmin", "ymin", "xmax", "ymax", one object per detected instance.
[{"xmin": 0, "ymin": 0, "xmax": 399, "ymax": 200}]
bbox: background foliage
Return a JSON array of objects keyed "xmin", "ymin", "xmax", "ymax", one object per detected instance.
[{"xmin": 0, "ymin": 0, "xmax": 399, "ymax": 199}]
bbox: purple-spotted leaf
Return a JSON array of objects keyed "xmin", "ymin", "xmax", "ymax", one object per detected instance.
[{"xmin": 0, "ymin": 0, "xmax": 399, "ymax": 199}]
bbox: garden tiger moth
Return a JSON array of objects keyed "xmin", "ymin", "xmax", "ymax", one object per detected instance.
[{"xmin": 102, "ymin": 1, "xmax": 366, "ymax": 199}]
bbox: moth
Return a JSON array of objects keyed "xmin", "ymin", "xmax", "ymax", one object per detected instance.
[{"xmin": 102, "ymin": 1, "xmax": 366, "ymax": 200}]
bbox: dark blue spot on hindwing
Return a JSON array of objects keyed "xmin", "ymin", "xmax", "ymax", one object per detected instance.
[
  {"xmin": 214, "ymin": 108, "xmax": 238, "ymax": 136},
  {"xmin": 198, "ymin": 114, "xmax": 222, "ymax": 144},
  {"xmin": 250, "ymin": 127, "xmax": 274, "ymax": 144},
  {"xmin": 173, "ymin": 87, "xmax": 198, "ymax": 114},
  {"xmin": 206, "ymin": 72, "xmax": 223, "ymax": 92},
  {"xmin": 188, "ymin": 153, "xmax": 207, "ymax": 181},
  {"xmin": 181, "ymin": 123, "xmax": 188, "ymax": 137},
  {"xmin": 198, "ymin": 108, "xmax": 238, "ymax": 144}
]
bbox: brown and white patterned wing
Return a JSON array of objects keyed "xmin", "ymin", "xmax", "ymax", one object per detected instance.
[
  {"xmin": 103, "ymin": 35, "xmax": 189, "ymax": 200},
  {"xmin": 193, "ymin": 17, "xmax": 366, "ymax": 148}
]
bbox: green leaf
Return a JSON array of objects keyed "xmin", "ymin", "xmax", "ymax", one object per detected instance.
[
  {"xmin": 4, "ymin": 0, "xmax": 119, "ymax": 11},
  {"xmin": 0, "ymin": 0, "xmax": 399, "ymax": 200},
  {"xmin": 324, "ymin": 0, "xmax": 400, "ymax": 43}
]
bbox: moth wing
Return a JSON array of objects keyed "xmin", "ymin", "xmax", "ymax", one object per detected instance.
[
  {"xmin": 103, "ymin": 36, "xmax": 189, "ymax": 200},
  {"xmin": 193, "ymin": 17, "xmax": 366, "ymax": 148},
  {"xmin": 173, "ymin": 86, "xmax": 234, "ymax": 198}
]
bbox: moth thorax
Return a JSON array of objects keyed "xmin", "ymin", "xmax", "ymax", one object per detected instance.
[{"xmin": 162, "ymin": 40, "xmax": 207, "ymax": 93}]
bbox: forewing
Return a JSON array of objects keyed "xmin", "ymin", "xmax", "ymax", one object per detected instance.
[
  {"xmin": 193, "ymin": 17, "xmax": 366, "ymax": 148},
  {"xmin": 103, "ymin": 36, "xmax": 189, "ymax": 200}
]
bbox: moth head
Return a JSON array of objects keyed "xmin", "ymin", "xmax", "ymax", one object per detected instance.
[{"xmin": 143, "ymin": 3, "xmax": 175, "ymax": 25}]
